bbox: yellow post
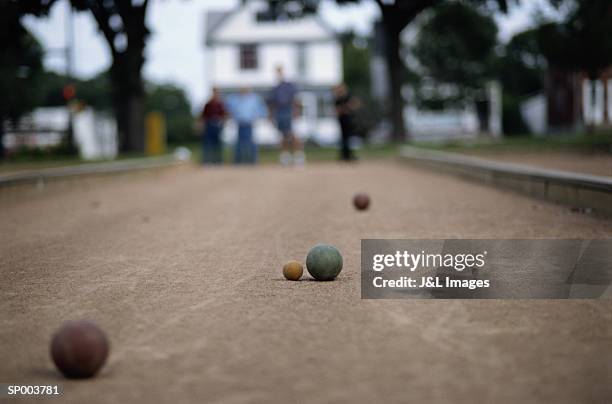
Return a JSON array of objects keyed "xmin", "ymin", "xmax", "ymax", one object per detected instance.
[{"xmin": 145, "ymin": 111, "xmax": 166, "ymax": 156}]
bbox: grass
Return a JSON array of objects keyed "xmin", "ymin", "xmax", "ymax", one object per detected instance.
[
  {"xmin": 0, "ymin": 150, "xmax": 158, "ymax": 175},
  {"xmin": 182, "ymin": 141, "xmax": 402, "ymax": 164},
  {"xmin": 3, "ymin": 131, "xmax": 609, "ymax": 174},
  {"xmin": 411, "ymin": 132, "xmax": 612, "ymax": 155},
  {"xmin": 0, "ymin": 142, "xmax": 400, "ymax": 174}
]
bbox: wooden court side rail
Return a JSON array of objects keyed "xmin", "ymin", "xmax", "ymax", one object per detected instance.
[
  {"xmin": 399, "ymin": 146, "xmax": 612, "ymax": 217},
  {"xmin": 0, "ymin": 156, "xmax": 185, "ymax": 189}
]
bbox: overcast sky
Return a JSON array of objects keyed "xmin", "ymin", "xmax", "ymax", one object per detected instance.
[{"xmin": 23, "ymin": 0, "xmax": 560, "ymax": 111}]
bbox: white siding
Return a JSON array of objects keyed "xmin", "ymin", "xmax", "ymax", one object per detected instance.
[
  {"xmin": 211, "ymin": 43, "xmax": 293, "ymax": 88},
  {"xmin": 211, "ymin": 42, "xmax": 340, "ymax": 88},
  {"xmin": 583, "ymin": 80, "xmax": 605, "ymax": 125},
  {"xmin": 306, "ymin": 42, "xmax": 342, "ymax": 85},
  {"xmin": 261, "ymin": 44, "xmax": 298, "ymax": 82},
  {"xmin": 608, "ymin": 80, "xmax": 612, "ymax": 123},
  {"xmin": 210, "ymin": 45, "xmax": 234, "ymax": 85},
  {"xmin": 520, "ymin": 93, "xmax": 547, "ymax": 135}
]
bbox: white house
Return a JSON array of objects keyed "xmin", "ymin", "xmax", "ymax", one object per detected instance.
[
  {"xmin": 520, "ymin": 68, "xmax": 612, "ymax": 135},
  {"xmin": 204, "ymin": 1, "xmax": 342, "ymax": 145}
]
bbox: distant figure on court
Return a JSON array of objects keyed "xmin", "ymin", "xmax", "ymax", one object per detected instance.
[
  {"xmin": 227, "ymin": 87, "xmax": 267, "ymax": 164},
  {"xmin": 269, "ymin": 66, "xmax": 305, "ymax": 166},
  {"xmin": 200, "ymin": 87, "xmax": 227, "ymax": 164},
  {"xmin": 333, "ymin": 83, "xmax": 360, "ymax": 162}
]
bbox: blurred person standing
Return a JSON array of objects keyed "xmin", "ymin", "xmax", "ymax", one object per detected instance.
[
  {"xmin": 200, "ymin": 87, "xmax": 227, "ymax": 164},
  {"xmin": 333, "ymin": 83, "xmax": 360, "ymax": 162},
  {"xmin": 269, "ymin": 66, "xmax": 305, "ymax": 166},
  {"xmin": 227, "ymin": 87, "xmax": 267, "ymax": 164}
]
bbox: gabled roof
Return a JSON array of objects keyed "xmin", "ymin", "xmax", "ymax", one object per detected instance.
[
  {"xmin": 205, "ymin": 10, "xmax": 232, "ymax": 40},
  {"xmin": 205, "ymin": 1, "xmax": 337, "ymax": 46}
]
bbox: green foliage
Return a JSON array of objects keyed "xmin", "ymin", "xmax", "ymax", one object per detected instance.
[
  {"xmin": 145, "ymin": 84, "xmax": 194, "ymax": 143},
  {"xmin": 0, "ymin": 9, "xmax": 44, "ymax": 122},
  {"xmin": 341, "ymin": 32, "xmax": 370, "ymax": 96},
  {"xmin": 501, "ymin": 94, "xmax": 529, "ymax": 135},
  {"xmin": 541, "ymin": 0, "xmax": 612, "ymax": 78},
  {"xmin": 266, "ymin": 0, "xmax": 515, "ymax": 140},
  {"xmin": 498, "ymin": 0, "xmax": 612, "ymax": 133},
  {"xmin": 413, "ymin": 1, "xmax": 498, "ymax": 94},
  {"xmin": 37, "ymin": 70, "xmax": 113, "ymax": 111},
  {"xmin": 499, "ymin": 28, "xmax": 545, "ymax": 96},
  {"xmin": 38, "ymin": 71, "xmax": 69, "ymax": 107},
  {"xmin": 497, "ymin": 28, "xmax": 546, "ymax": 135},
  {"xmin": 36, "ymin": 69, "xmax": 193, "ymax": 143},
  {"xmin": 77, "ymin": 72, "xmax": 114, "ymax": 111},
  {"xmin": 36, "ymin": 70, "xmax": 113, "ymax": 111},
  {"xmin": 340, "ymin": 32, "xmax": 382, "ymax": 137},
  {"xmin": 414, "ymin": 131, "xmax": 612, "ymax": 154}
]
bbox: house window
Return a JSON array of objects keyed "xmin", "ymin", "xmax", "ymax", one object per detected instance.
[
  {"xmin": 317, "ymin": 94, "xmax": 335, "ymax": 118},
  {"xmin": 239, "ymin": 44, "xmax": 258, "ymax": 70}
]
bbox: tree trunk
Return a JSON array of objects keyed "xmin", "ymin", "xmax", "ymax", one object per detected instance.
[
  {"xmin": 115, "ymin": 92, "xmax": 145, "ymax": 152},
  {"xmin": 81, "ymin": 2, "xmax": 149, "ymax": 153},
  {"xmin": 383, "ymin": 25, "xmax": 407, "ymax": 142},
  {"xmin": 0, "ymin": 116, "xmax": 5, "ymax": 159},
  {"xmin": 111, "ymin": 53, "xmax": 145, "ymax": 153},
  {"xmin": 63, "ymin": 111, "xmax": 78, "ymax": 155},
  {"xmin": 376, "ymin": 0, "xmax": 439, "ymax": 142}
]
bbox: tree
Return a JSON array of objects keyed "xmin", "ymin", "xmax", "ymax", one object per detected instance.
[
  {"xmin": 76, "ymin": 0, "xmax": 150, "ymax": 153},
  {"xmin": 19, "ymin": 0, "xmax": 151, "ymax": 153},
  {"xmin": 145, "ymin": 84, "xmax": 193, "ymax": 144},
  {"xmin": 410, "ymin": 2, "xmax": 499, "ymax": 132},
  {"xmin": 498, "ymin": 28, "xmax": 546, "ymax": 134},
  {"xmin": 39, "ymin": 70, "xmax": 194, "ymax": 143},
  {"xmin": 496, "ymin": 1, "xmax": 612, "ymax": 133},
  {"xmin": 544, "ymin": 0, "xmax": 612, "ymax": 80},
  {"xmin": 363, "ymin": 0, "xmax": 517, "ymax": 140},
  {"xmin": 76, "ymin": 71, "xmax": 114, "ymax": 112},
  {"xmin": 500, "ymin": 28, "xmax": 546, "ymax": 97},
  {"xmin": 328, "ymin": 0, "xmax": 446, "ymax": 141},
  {"xmin": 536, "ymin": 0, "xmax": 612, "ymax": 128},
  {"xmin": 270, "ymin": 0, "xmax": 514, "ymax": 141},
  {"xmin": 340, "ymin": 31, "xmax": 383, "ymax": 137},
  {"xmin": 412, "ymin": 2, "xmax": 498, "ymax": 99},
  {"xmin": 38, "ymin": 70, "xmax": 113, "ymax": 110},
  {"xmin": 0, "ymin": 3, "xmax": 45, "ymax": 158}
]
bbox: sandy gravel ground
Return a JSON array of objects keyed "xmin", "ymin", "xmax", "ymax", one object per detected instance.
[
  {"xmin": 1, "ymin": 161, "xmax": 611, "ymax": 404},
  {"xmin": 464, "ymin": 151, "xmax": 612, "ymax": 177}
]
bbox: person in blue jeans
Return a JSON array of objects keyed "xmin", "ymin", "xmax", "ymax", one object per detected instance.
[
  {"xmin": 200, "ymin": 87, "xmax": 227, "ymax": 164},
  {"xmin": 227, "ymin": 87, "xmax": 267, "ymax": 164}
]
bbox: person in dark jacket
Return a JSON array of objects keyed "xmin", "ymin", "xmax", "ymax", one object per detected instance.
[{"xmin": 333, "ymin": 83, "xmax": 360, "ymax": 161}]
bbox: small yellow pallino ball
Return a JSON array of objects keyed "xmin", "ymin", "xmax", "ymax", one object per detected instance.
[{"xmin": 283, "ymin": 261, "xmax": 303, "ymax": 281}]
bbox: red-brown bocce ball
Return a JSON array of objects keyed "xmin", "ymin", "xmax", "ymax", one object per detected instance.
[
  {"xmin": 353, "ymin": 193, "xmax": 370, "ymax": 211},
  {"xmin": 51, "ymin": 320, "xmax": 109, "ymax": 379}
]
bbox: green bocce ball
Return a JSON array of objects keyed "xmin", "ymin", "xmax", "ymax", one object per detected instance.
[{"xmin": 306, "ymin": 244, "xmax": 343, "ymax": 281}]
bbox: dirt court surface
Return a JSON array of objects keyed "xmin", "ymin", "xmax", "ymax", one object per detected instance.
[{"xmin": 1, "ymin": 161, "xmax": 611, "ymax": 404}]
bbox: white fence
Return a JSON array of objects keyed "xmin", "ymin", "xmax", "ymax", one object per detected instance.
[{"xmin": 3, "ymin": 107, "xmax": 117, "ymax": 160}]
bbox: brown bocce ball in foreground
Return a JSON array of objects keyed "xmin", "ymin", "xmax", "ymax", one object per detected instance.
[
  {"xmin": 353, "ymin": 193, "xmax": 370, "ymax": 211},
  {"xmin": 283, "ymin": 260, "xmax": 304, "ymax": 281},
  {"xmin": 51, "ymin": 320, "xmax": 109, "ymax": 379}
]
